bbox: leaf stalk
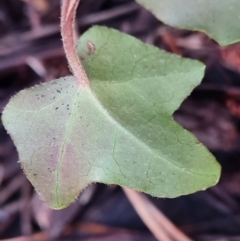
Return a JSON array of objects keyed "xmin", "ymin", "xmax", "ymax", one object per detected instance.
[{"xmin": 61, "ymin": 0, "xmax": 89, "ymax": 86}]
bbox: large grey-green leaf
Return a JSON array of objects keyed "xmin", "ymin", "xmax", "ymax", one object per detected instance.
[
  {"xmin": 2, "ymin": 27, "xmax": 220, "ymax": 209},
  {"xmin": 136, "ymin": 0, "xmax": 240, "ymax": 46}
]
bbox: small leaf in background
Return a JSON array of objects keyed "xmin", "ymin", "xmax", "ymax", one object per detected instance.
[
  {"xmin": 136, "ymin": 0, "xmax": 240, "ymax": 46},
  {"xmin": 2, "ymin": 27, "xmax": 220, "ymax": 210}
]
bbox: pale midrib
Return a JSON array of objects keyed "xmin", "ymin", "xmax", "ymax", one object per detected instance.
[
  {"xmin": 55, "ymin": 90, "xmax": 79, "ymax": 207},
  {"xmin": 90, "ymin": 66, "xmax": 204, "ymax": 83},
  {"xmin": 90, "ymin": 89, "xmax": 215, "ymax": 179}
]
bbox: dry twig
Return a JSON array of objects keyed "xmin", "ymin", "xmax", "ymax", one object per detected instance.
[{"xmin": 123, "ymin": 187, "xmax": 193, "ymax": 241}]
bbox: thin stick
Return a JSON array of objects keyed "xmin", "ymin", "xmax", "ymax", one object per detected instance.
[
  {"xmin": 123, "ymin": 187, "xmax": 172, "ymax": 241},
  {"xmin": 123, "ymin": 187, "xmax": 193, "ymax": 241},
  {"xmin": 61, "ymin": 0, "xmax": 89, "ymax": 86},
  {"xmin": 147, "ymin": 197, "xmax": 193, "ymax": 241}
]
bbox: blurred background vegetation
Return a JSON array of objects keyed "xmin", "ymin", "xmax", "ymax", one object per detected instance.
[{"xmin": 1, "ymin": 0, "xmax": 240, "ymax": 240}]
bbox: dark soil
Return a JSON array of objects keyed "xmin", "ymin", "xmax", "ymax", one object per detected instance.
[{"xmin": 1, "ymin": 1, "xmax": 240, "ymax": 240}]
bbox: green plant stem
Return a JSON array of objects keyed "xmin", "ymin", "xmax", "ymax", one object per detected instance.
[{"xmin": 61, "ymin": 0, "xmax": 89, "ymax": 87}]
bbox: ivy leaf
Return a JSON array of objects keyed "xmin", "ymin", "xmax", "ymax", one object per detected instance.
[
  {"xmin": 136, "ymin": 0, "xmax": 240, "ymax": 46},
  {"xmin": 2, "ymin": 27, "xmax": 220, "ymax": 209}
]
